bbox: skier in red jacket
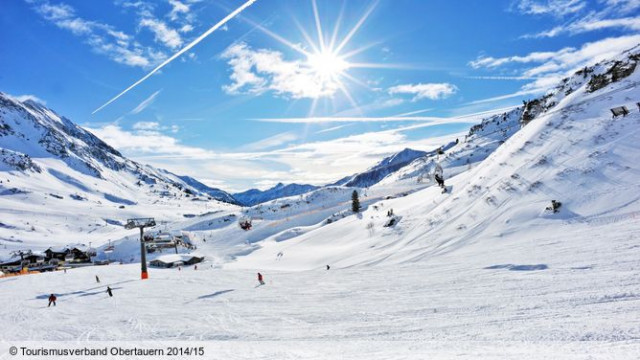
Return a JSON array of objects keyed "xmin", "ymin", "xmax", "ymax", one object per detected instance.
[
  {"xmin": 48, "ymin": 294, "xmax": 57, "ymax": 307},
  {"xmin": 257, "ymin": 272, "xmax": 265, "ymax": 285}
]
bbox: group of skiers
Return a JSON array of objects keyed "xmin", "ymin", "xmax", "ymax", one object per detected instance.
[
  {"xmin": 48, "ymin": 267, "xmax": 336, "ymax": 307},
  {"xmin": 47, "ymin": 275, "xmax": 113, "ymax": 307}
]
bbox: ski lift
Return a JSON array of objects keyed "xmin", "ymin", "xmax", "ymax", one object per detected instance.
[
  {"xmin": 238, "ymin": 217, "xmax": 252, "ymax": 231},
  {"xmin": 433, "ymin": 163, "xmax": 443, "ymax": 176}
]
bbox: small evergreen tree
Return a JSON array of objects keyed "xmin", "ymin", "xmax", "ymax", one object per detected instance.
[{"xmin": 351, "ymin": 190, "xmax": 361, "ymax": 213}]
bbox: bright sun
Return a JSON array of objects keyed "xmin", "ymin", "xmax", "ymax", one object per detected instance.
[
  {"xmin": 248, "ymin": 0, "xmax": 386, "ymax": 114},
  {"xmin": 307, "ymin": 51, "xmax": 350, "ymax": 79}
]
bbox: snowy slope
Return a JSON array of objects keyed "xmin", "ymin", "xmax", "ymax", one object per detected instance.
[{"xmin": 230, "ymin": 46, "xmax": 640, "ymax": 270}]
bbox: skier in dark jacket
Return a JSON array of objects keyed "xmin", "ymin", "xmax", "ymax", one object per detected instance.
[
  {"xmin": 106, "ymin": 286, "xmax": 113, "ymax": 297},
  {"xmin": 48, "ymin": 294, "xmax": 57, "ymax": 307},
  {"xmin": 95, "ymin": 275, "xmax": 100, "ymax": 283},
  {"xmin": 434, "ymin": 173, "xmax": 445, "ymax": 189},
  {"xmin": 257, "ymin": 272, "xmax": 265, "ymax": 285}
]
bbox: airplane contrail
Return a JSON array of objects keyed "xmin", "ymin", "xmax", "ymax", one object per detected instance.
[{"xmin": 92, "ymin": 0, "xmax": 260, "ymax": 114}]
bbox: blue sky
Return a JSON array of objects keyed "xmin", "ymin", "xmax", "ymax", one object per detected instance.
[{"xmin": 1, "ymin": 0, "xmax": 639, "ymax": 191}]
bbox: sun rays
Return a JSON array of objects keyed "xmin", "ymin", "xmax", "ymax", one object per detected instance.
[{"xmin": 248, "ymin": 0, "xmax": 395, "ymax": 117}]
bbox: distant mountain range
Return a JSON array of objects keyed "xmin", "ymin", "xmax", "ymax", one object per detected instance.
[
  {"xmin": 233, "ymin": 182, "xmax": 319, "ymax": 206},
  {"xmin": 0, "ymin": 92, "xmax": 452, "ymax": 209}
]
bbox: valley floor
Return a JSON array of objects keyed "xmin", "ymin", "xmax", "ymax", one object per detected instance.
[{"xmin": 1, "ymin": 215, "xmax": 639, "ymax": 359}]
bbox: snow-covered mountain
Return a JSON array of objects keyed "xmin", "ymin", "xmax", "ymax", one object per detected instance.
[
  {"xmin": 0, "ymin": 93, "xmax": 238, "ymax": 252},
  {"xmin": 233, "ymin": 148, "xmax": 430, "ymax": 206},
  {"xmin": 0, "ymin": 93, "xmax": 236, "ymax": 203},
  {"xmin": 178, "ymin": 175, "xmax": 239, "ymax": 205},
  {"xmin": 230, "ymin": 44, "xmax": 640, "ymax": 269},
  {"xmin": 333, "ymin": 148, "xmax": 430, "ymax": 188},
  {"xmin": 233, "ymin": 182, "xmax": 319, "ymax": 206},
  {"xmin": 2, "ymin": 45, "xmax": 639, "ymax": 357}
]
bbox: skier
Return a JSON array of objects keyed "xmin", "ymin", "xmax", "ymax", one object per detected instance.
[
  {"xmin": 95, "ymin": 275, "xmax": 100, "ymax": 283},
  {"xmin": 434, "ymin": 173, "xmax": 445, "ymax": 189},
  {"xmin": 257, "ymin": 272, "xmax": 265, "ymax": 285},
  {"xmin": 106, "ymin": 286, "xmax": 113, "ymax": 297},
  {"xmin": 433, "ymin": 163, "xmax": 446, "ymax": 192},
  {"xmin": 48, "ymin": 293, "xmax": 57, "ymax": 307},
  {"xmin": 326, "ymin": 265, "xmax": 330, "ymax": 270},
  {"xmin": 194, "ymin": 265, "xmax": 198, "ymax": 270}
]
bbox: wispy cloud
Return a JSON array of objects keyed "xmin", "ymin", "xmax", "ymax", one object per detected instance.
[
  {"xmin": 253, "ymin": 116, "xmax": 444, "ymax": 124},
  {"xmin": 85, "ymin": 113, "xmax": 478, "ymax": 191},
  {"xmin": 468, "ymin": 34, "xmax": 640, "ymax": 103},
  {"xmin": 519, "ymin": 0, "xmax": 640, "ymax": 38},
  {"xmin": 388, "ymin": 83, "xmax": 458, "ymax": 101},
  {"xmin": 92, "ymin": 0, "xmax": 260, "ymax": 113},
  {"xmin": 315, "ymin": 124, "xmax": 353, "ymax": 134},
  {"xmin": 241, "ymin": 131, "xmax": 299, "ymax": 151},
  {"xmin": 168, "ymin": 0, "xmax": 190, "ymax": 21},
  {"xmin": 526, "ymin": 15, "xmax": 640, "ymax": 38},
  {"xmin": 252, "ymin": 107, "xmax": 503, "ymax": 124},
  {"xmin": 139, "ymin": 17, "xmax": 183, "ymax": 49},
  {"xmin": 131, "ymin": 89, "xmax": 162, "ymax": 114},
  {"xmin": 86, "ymin": 123, "xmax": 191, "ymax": 157},
  {"xmin": 391, "ymin": 108, "xmax": 433, "ymax": 117},
  {"xmin": 132, "ymin": 120, "xmax": 180, "ymax": 133},
  {"xmin": 511, "ymin": 0, "xmax": 586, "ymax": 17},
  {"xmin": 28, "ymin": 0, "xmax": 165, "ymax": 68}
]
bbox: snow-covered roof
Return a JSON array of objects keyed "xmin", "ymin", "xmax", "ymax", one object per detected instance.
[
  {"xmin": 46, "ymin": 246, "xmax": 70, "ymax": 253},
  {"xmin": 151, "ymin": 254, "xmax": 202, "ymax": 264}
]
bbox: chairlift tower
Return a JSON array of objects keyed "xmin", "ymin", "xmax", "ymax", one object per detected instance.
[{"xmin": 125, "ymin": 218, "xmax": 156, "ymax": 279}]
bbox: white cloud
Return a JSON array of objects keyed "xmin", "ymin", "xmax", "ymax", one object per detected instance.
[
  {"xmin": 132, "ymin": 121, "xmax": 160, "ymax": 131},
  {"xmin": 86, "ymin": 123, "xmax": 193, "ymax": 157},
  {"xmin": 603, "ymin": 0, "xmax": 640, "ymax": 14},
  {"xmin": 168, "ymin": 0, "xmax": 190, "ymax": 21},
  {"xmin": 30, "ymin": 1, "xmax": 165, "ymax": 68},
  {"xmin": 526, "ymin": 15, "xmax": 640, "ymax": 38},
  {"xmin": 387, "ymin": 83, "xmax": 458, "ymax": 101},
  {"xmin": 315, "ymin": 124, "xmax": 353, "ymax": 134},
  {"xmin": 521, "ymin": 0, "xmax": 640, "ymax": 38},
  {"xmin": 131, "ymin": 121, "xmax": 179, "ymax": 133},
  {"xmin": 84, "ymin": 120, "xmax": 465, "ymax": 192},
  {"xmin": 179, "ymin": 24, "xmax": 194, "ymax": 33},
  {"xmin": 139, "ymin": 17, "xmax": 183, "ymax": 49},
  {"xmin": 241, "ymin": 132, "xmax": 299, "ymax": 151},
  {"xmin": 131, "ymin": 90, "xmax": 162, "ymax": 114},
  {"xmin": 469, "ymin": 50, "xmax": 570, "ymax": 68},
  {"xmin": 11, "ymin": 94, "xmax": 47, "ymax": 105},
  {"xmin": 467, "ymin": 34, "xmax": 640, "ymax": 104},
  {"xmin": 512, "ymin": 0, "xmax": 586, "ymax": 16},
  {"xmin": 221, "ymin": 43, "xmax": 343, "ymax": 99}
]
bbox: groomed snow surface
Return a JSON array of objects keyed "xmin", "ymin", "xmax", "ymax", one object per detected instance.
[{"xmin": 1, "ymin": 216, "xmax": 639, "ymax": 359}]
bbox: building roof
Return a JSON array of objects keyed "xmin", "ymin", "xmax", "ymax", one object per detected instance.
[{"xmin": 151, "ymin": 254, "xmax": 203, "ymax": 264}]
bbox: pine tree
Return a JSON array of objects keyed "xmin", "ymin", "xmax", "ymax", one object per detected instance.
[{"xmin": 351, "ymin": 190, "xmax": 361, "ymax": 213}]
